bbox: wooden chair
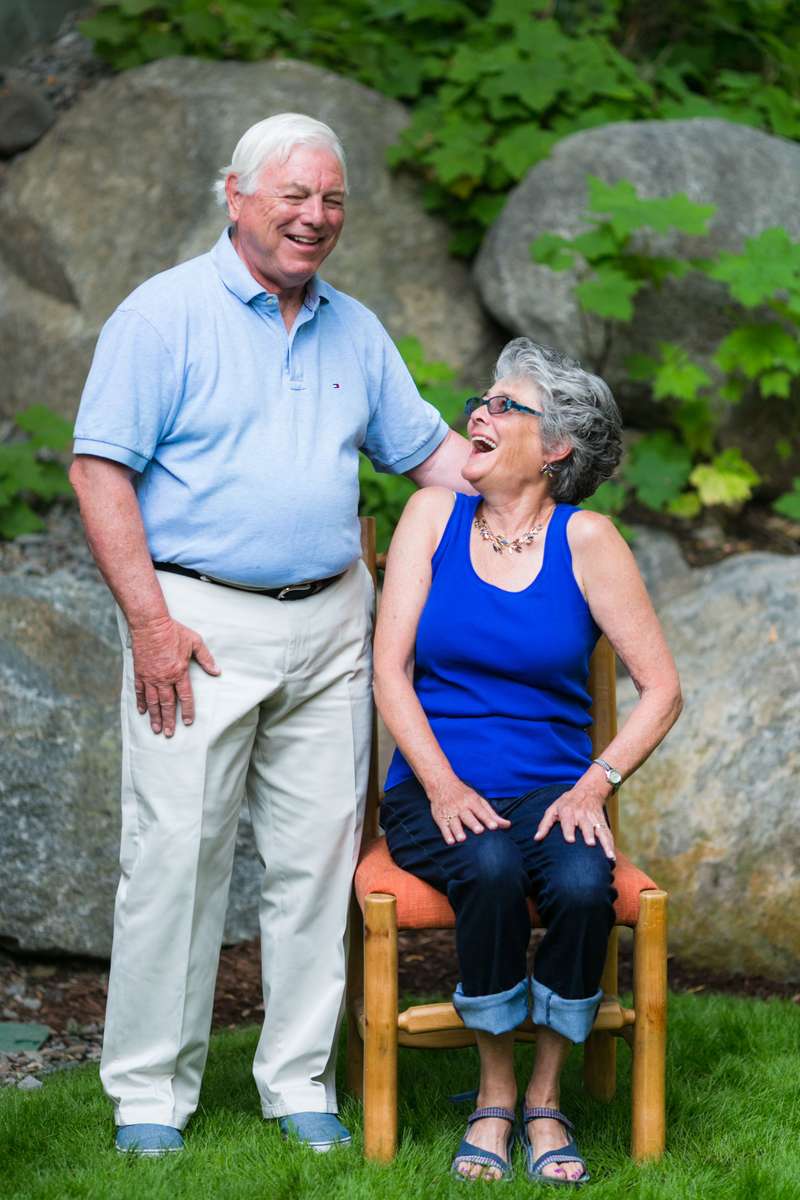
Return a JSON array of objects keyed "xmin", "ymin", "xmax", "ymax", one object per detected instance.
[{"xmin": 347, "ymin": 516, "xmax": 668, "ymax": 1163}]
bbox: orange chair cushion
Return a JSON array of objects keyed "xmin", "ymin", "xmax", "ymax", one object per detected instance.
[{"xmin": 355, "ymin": 836, "xmax": 659, "ymax": 929}]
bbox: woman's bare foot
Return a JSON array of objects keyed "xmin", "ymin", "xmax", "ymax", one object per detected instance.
[
  {"xmin": 524, "ymin": 1102, "xmax": 585, "ymax": 1183},
  {"xmin": 456, "ymin": 1106, "xmax": 515, "ymax": 1181}
]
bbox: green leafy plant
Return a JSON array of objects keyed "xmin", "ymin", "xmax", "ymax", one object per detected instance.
[
  {"xmin": 81, "ymin": 2, "xmax": 800, "ymax": 256},
  {"xmin": 532, "ymin": 178, "xmax": 800, "ymax": 522},
  {"xmin": 0, "ymin": 406, "xmax": 74, "ymax": 540},
  {"xmin": 359, "ymin": 337, "xmax": 466, "ymax": 551}
]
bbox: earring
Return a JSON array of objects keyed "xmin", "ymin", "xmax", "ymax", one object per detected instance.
[{"xmin": 540, "ymin": 462, "xmax": 555, "ymax": 477}]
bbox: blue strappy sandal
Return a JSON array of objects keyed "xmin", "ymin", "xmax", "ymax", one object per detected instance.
[
  {"xmin": 450, "ymin": 1105, "xmax": 516, "ymax": 1182},
  {"xmin": 521, "ymin": 1106, "xmax": 590, "ymax": 1186}
]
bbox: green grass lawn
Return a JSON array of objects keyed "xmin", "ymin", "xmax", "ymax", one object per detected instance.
[{"xmin": 2, "ymin": 992, "xmax": 799, "ymax": 1199}]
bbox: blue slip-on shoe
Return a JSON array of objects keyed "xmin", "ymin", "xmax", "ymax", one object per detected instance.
[
  {"xmin": 450, "ymin": 1106, "xmax": 516, "ymax": 1182},
  {"xmin": 115, "ymin": 1124, "xmax": 185, "ymax": 1156},
  {"xmin": 278, "ymin": 1112, "xmax": 352, "ymax": 1153},
  {"xmin": 521, "ymin": 1107, "xmax": 589, "ymax": 1186}
]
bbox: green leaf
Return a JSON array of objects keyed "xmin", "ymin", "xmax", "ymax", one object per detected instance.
[
  {"xmin": 531, "ymin": 233, "xmax": 575, "ymax": 272},
  {"xmin": 78, "ymin": 12, "xmax": 135, "ymax": 48},
  {"xmin": 625, "ymin": 353, "xmax": 658, "ymax": 382},
  {"xmin": 651, "ymin": 344, "xmax": 711, "ymax": 402},
  {"xmin": 580, "ymin": 479, "xmax": 627, "ymax": 515},
  {"xmin": 15, "ymin": 405, "xmax": 73, "ymax": 451},
  {"xmin": 479, "ymin": 61, "xmax": 569, "ymax": 116},
  {"xmin": 117, "ymin": 0, "xmax": 157, "ymax": 14},
  {"xmin": 706, "ymin": 228, "xmax": 800, "ymax": 307},
  {"xmin": 575, "ymin": 267, "xmax": 642, "ymax": 321},
  {"xmin": 689, "ymin": 449, "xmax": 760, "ymax": 507},
  {"xmin": 586, "ymin": 176, "xmax": 715, "ymax": 238},
  {"xmin": 571, "ymin": 225, "xmax": 622, "ymax": 262},
  {"xmin": 467, "ymin": 191, "xmax": 507, "ymax": 227},
  {"xmin": 715, "ymin": 323, "xmax": 800, "ymax": 379},
  {"xmin": 623, "ymin": 432, "xmax": 693, "ymax": 510},
  {"xmin": 676, "ymin": 398, "xmax": 715, "ymax": 457},
  {"xmin": 775, "ymin": 437, "xmax": 793, "ymax": 462},
  {"xmin": 0, "ymin": 500, "xmax": 45, "ymax": 541},
  {"xmin": 491, "ymin": 125, "xmax": 555, "ymax": 180},
  {"xmin": 773, "ymin": 478, "xmax": 800, "ymax": 520},
  {"xmin": 667, "ymin": 491, "xmax": 702, "ymax": 519},
  {"xmin": 759, "ymin": 370, "xmax": 792, "ymax": 399}
]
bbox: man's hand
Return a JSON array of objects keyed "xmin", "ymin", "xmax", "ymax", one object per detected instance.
[
  {"xmin": 534, "ymin": 784, "xmax": 616, "ymax": 861},
  {"xmin": 428, "ymin": 777, "xmax": 511, "ymax": 846},
  {"xmin": 130, "ymin": 615, "xmax": 220, "ymax": 736}
]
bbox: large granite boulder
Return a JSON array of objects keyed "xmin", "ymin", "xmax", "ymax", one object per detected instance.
[
  {"xmin": 474, "ymin": 119, "xmax": 800, "ymax": 490},
  {"xmin": 618, "ymin": 549, "xmax": 800, "ymax": 981},
  {"xmin": 0, "ymin": 56, "xmax": 501, "ymax": 422},
  {"xmin": 0, "ymin": 568, "xmax": 263, "ymax": 956}
]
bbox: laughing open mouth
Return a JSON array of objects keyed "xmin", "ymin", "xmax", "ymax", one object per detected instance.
[
  {"xmin": 471, "ymin": 435, "xmax": 497, "ymax": 453},
  {"xmin": 286, "ymin": 234, "xmax": 322, "ymax": 245}
]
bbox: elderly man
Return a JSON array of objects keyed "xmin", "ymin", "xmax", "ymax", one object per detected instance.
[{"xmin": 70, "ymin": 112, "xmax": 471, "ymax": 1157}]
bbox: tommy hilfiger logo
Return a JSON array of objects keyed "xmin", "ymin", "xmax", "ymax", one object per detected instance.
[{"xmin": 332, "ymin": 383, "xmax": 341, "ymax": 389}]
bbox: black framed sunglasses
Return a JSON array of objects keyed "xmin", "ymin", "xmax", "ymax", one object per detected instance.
[{"xmin": 464, "ymin": 394, "xmax": 543, "ymax": 418}]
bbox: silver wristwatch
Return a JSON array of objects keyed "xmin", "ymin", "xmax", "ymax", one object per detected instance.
[{"xmin": 592, "ymin": 757, "xmax": 622, "ymax": 790}]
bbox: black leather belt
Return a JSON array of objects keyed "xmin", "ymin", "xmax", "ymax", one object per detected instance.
[{"xmin": 152, "ymin": 561, "xmax": 345, "ymax": 601}]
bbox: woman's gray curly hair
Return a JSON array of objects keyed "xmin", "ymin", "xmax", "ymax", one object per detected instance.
[{"xmin": 494, "ymin": 338, "xmax": 623, "ymax": 504}]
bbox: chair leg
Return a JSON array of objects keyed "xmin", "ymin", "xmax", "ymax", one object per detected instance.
[
  {"xmin": 631, "ymin": 889, "xmax": 668, "ymax": 1161},
  {"xmin": 584, "ymin": 927, "xmax": 618, "ymax": 1100},
  {"xmin": 346, "ymin": 895, "xmax": 365, "ymax": 1100},
  {"xmin": 363, "ymin": 893, "xmax": 398, "ymax": 1162}
]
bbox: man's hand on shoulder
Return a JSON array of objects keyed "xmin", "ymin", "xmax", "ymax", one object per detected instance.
[{"xmin": 130, "ymin": 615, "xmax": 220, "ymax": 737}]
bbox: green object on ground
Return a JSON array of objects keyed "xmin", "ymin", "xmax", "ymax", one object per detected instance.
[{"xmin": 0, "ymin": 1022, "xmax": 50, "ymax": 1052}]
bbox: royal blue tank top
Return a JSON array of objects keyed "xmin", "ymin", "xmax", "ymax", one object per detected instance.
[{"xmin": 384, "ymin": 493, "xmax": 601, "ymax": 798}]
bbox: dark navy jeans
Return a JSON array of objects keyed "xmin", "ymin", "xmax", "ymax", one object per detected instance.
[{"xmin": 381, "ymin": 778, "xmax": 617, "ymax": 1042}]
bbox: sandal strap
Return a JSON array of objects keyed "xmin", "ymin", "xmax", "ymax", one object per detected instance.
[
  {"xmin": 452, "ymin": 1135, "xmax": 514, "ymax": 1178},
  {"xmin": 523, "ymin": 1105, "xmax": 574, "ymax": 1133},
  {"xmin": 529, "ymin": 1143, "xmax": 589, "ymax": 1180},
  {"xmin": 467, "ymin": 1106, "xmax": 516, "ymax": 1125}
]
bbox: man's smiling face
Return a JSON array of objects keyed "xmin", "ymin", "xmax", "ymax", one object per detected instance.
[{"xmin": 226, "ymin": 143, "xmax": 346, "ymax": 293}]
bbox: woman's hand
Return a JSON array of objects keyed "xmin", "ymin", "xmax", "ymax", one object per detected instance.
[
  {"xmin": 534, "ymin": 784, "xmax": 616, "ymax": 861},
  {"xmin": 429, "ymin": 778, "xmax": 511, "ymax": 846}
]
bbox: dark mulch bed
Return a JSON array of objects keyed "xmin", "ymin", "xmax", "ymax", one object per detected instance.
[{"xmin": 2, "ymin": 930, "xmax": 797, "ymax": 1039}]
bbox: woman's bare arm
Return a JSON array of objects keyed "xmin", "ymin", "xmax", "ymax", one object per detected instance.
[
  {"xmin": 535, "ymin": 511, "xmax": 682, "ymax": 857},
  {"xmin": 373, "ymin": 487, "xmax": 510, "ymax": 844}
]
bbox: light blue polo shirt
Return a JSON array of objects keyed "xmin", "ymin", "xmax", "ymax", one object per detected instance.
[{"xmin": 74, "ymin": 228, "xmax": 448, "ymax": 586}]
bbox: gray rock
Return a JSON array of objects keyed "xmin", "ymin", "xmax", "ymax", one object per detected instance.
[
  {"xmin": 618, "ymin": 551, "xmax": 800, "ymax": 980},
  {"xmin": 0, "ymin": 71, "xmax": 55, "ymax": 155},
  {"xmin": 629, "ymin": 525, "xmax": 694, "ymax": 610},
  {"xmin": 0, "ymin": 57, "xmax": 501, "ymax": 422},
  {"xmin": 16, "ymin": 1074, "xmax": 43, "ymax": 1089},
  {"xmin": 0, "ymin": 569, "xmax": 264, "ymax": 956},
  {"xmin": 474, "ymin": 119, "xmax": 800, "ymax": 490}
]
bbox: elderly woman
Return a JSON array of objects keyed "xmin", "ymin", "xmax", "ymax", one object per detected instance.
[{"xmin": 373, "ymin": 338, "xmax": 681, "ymax": 1184}]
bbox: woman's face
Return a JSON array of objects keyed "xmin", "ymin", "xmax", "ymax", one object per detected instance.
[{"xmin": 462, "ymin": 375, "xmax": 548, "ymax": 492}]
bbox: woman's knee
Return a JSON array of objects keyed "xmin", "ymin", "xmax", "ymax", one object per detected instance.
[
  {"xmin": 461, "ymin": 832, "xmax": 526, "ymax": 893},
  {"xmin": 541, "ymin": 857, "xmax": 615, "ymax": 919}
]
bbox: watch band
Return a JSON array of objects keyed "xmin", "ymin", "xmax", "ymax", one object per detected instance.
[{"xmin": 592, "ymin": 757, "xmax": 622, "ymax": 789}]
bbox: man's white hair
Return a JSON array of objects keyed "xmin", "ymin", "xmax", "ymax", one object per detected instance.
[{"xmin": 212, "ymin": 112, "xmax": 348, "ymax": 207}]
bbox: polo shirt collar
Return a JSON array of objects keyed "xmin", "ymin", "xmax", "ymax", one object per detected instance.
[{"xmin": 212, "ymin": 226, "xmax": 331, "ymax": 311}]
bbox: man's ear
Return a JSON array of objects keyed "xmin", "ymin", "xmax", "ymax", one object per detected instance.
[{"xmin": 224, "ymin": 174, "xmax": 242, "ymax": 222}]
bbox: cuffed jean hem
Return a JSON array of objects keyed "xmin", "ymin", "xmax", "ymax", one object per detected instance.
[
  {"xmin": 453, "ymin": 977, "xmax": 529, "ymax": 1035},
  {"xmin": 531, "ymin": 977, "xmax": 602, "ymax": 1044}
]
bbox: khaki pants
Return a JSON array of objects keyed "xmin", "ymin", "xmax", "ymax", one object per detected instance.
[{"xmin": 100, "ymin": 561, "xmax": 373, "ymax": 1127}]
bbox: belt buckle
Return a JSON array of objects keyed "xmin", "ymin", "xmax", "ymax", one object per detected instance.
[{"xmin": 276, "ymin": 582, "xmax": 314, "ymax": 601}]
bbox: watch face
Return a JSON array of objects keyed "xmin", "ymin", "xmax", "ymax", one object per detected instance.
[{"xmin": 608, "ymin": 768, "xmax": 622, "ymax": 785}]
